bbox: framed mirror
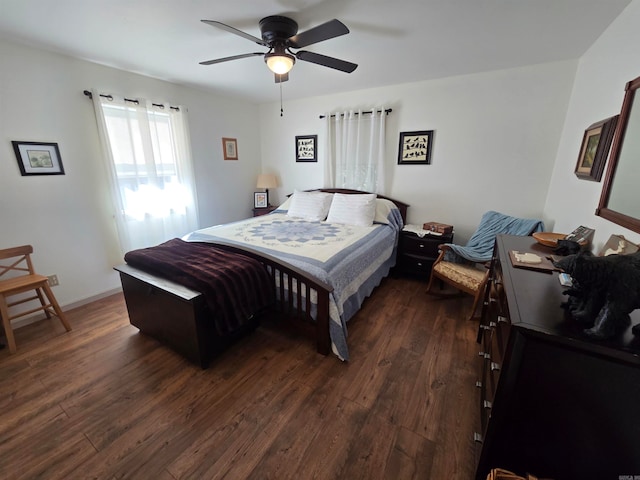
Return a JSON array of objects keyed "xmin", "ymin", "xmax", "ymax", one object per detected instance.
[{"xmin": 596, "ymin": 75, "xmax": 640, "ymax": 233}]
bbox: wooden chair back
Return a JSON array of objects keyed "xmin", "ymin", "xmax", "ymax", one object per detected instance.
[{"xmin": 0, "ymin": 245, "xmax": 71, "ymax": 354}]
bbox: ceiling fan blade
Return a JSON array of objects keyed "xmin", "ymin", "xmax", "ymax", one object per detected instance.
[
  {"xmin": 199, "ymin": 52, "xmax": 263, "ymax": 65},
  {"xmin": 287, "ymin": 19, "xmax": 349, "ymax": 48},
  {"xmin": 295, "ymin": 51, "xmax": 357, "ymax": 73},
  {"xmin": 275, "ymin": 73, "xmax": 289, "ymax": 83},
  {"xmin": 201, "ymin": 20, "xmax": 267, "ymax": 46}
]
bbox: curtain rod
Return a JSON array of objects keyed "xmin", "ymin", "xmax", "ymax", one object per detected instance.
[
  {"xmin": 319, "ymin": 108, "xmax": 392, "ymax": 119},
  {"xmin": 83, "ymin": 90, "xmax": 179, "ymax": 111}
]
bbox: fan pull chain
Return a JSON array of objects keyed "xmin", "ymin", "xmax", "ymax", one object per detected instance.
[{"xmin": 280, "ymin": 81, "xmax": 284, "ymax": 117}]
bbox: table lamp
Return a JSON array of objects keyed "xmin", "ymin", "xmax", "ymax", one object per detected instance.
[{"xmin": 256, "ymin": 173, "xmax": 278, "ymax": 207}]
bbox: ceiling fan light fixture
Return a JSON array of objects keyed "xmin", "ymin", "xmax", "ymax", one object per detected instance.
[{"xmin": 265, "ymin": 52, "xmax": 295, "ymax": 74}]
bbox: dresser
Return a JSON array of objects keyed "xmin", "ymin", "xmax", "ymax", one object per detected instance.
[{"xmin": 475, "ymin": 234, "xmax": 640, "ymax": 480}]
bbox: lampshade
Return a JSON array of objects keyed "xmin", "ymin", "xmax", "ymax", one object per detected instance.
[
  {"xmin": 256, "ymin": 173, "xmax": 278, "ymax": 189},
  {"xmin": 265, "ymin": 52, "xmax": 295, "ymax": 74}
]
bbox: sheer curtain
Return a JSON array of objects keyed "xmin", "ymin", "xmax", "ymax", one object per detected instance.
[
  {"xmin": 323, "ymin": 108, "xmax": 387, "ymax": 193},
  {"xmin": 91, "ymin": 89, "xmax": 199, "ymax": 256}
]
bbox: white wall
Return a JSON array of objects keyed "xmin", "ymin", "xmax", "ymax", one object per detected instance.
[
  {"xmin": 544, "ymin": 0, "xmax": 640, "ymax": 252},
  {"xmin": 259, "ymin": 61, "xmax": 577, "ymax": 242},
  {"xmin": 0, "ymin": 40, "xmax": 261, "ymax": 308}
]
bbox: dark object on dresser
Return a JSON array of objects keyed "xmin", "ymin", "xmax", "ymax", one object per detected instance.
[
  {"xmin": 553, "ymin": 250, "xmax": 640, "ymax": 339},
  {"xmin": 475, "ymin": 234, "xmax": 640, "ymax": 480},
  {"xmin": 552, "ymin": 239, "xmax": 582, "ymax": 256}
]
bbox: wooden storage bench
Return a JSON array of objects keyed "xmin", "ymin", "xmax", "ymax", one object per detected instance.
[{"xmin": 115, "ymin": 264, "xmax": 257, "ymax": 368}]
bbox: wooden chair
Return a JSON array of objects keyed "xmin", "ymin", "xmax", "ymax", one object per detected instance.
[
  {"xmin": 0, "ymin": 245, "xmax": 71, "ymax": 353},
  {"xmin": 426, "ymin": 245, "xmax": 491, "ymax": 321},
  {"xmin": 426, "ymin": 211, "xmax": 544, "ymax": 321}
]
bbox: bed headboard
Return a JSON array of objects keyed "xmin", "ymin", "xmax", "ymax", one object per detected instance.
[{"xmin": 313, "ymin": 188, "xmax": 409, "ymax": 224}]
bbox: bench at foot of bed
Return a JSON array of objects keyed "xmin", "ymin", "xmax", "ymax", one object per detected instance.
[{"xmin": 115, "ymin": 264, "xmax": 259, "ymax": 368}]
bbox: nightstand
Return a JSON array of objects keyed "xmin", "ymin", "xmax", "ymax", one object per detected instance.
[
  {"xmin": 252, "ymin": 205, "xmax": 277, "ymax": 217},
  {"xmin": 396, "ymin": 229, "xmax": 454, "ymax": 277}
]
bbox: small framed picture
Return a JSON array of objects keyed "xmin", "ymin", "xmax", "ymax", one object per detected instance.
[
  {"xmin": 295, "ymin": 135, "xmax": 317, "ymax": 162},
  {"xmin": 254, "ymin": 192, "xmax": 268, "ymax": 208},
  {"xmin": 12, "ymin": 141, "xmax": 65, "ymax": 176},
  {"xmin": 574, "ymin": 115, "xmax": 618, "ymax": 181},
  {"xmin": 398, "ymin": 130, "xmax": 433, "ymax": 165},
  {"xmin": 222, "ymin": 137, "xmax": 238, "ymax": 160}
]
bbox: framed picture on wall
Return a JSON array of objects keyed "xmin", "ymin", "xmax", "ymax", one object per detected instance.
[
  {"xmin": 295, "ymin": 135, "xmax": 317, "ymax": 162},
  {"xmin": 397, "ymin": 130, "xmax": 433, "ymax": 165},
  {"xmin": 12, "ymin": 141, "xmax": 65, "ymax": 176},
  {"xmin": 222, "ymin": 137, "xmax": 238, "ymax": 160},
  {"xmin": 574, "ymin": 115, "xmax": 618, "ymax": 181}
]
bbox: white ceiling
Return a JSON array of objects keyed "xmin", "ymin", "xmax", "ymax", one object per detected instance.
[{"xmin": 0, "ymin": 0, "xmax": 632, "ymax": 104}]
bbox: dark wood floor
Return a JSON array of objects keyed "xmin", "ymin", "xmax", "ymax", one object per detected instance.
[{"xmin": 0, "ymin": 276, "xmax": 479, "ymax": 480}]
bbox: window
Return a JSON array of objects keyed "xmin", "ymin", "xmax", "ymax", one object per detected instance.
[{"xmin": 91, "ymin": 92, "xmax": 198, "ymax": 255}]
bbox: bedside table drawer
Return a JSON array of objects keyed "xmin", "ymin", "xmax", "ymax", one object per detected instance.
[
  {"xmin": 399, "ymin": 234, "xmax": 448, "ymax": 257},
  {"xmin": 397, "ymin": 253, "xmax": 436, "ymax": 274}
]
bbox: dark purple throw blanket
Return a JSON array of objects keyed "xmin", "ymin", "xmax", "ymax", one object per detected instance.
[{"xmin": 124, "ymin": 238, "xmax": 274, "ymax": 336}]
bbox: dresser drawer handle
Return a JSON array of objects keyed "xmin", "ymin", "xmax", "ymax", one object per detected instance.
[
  {"xmin": 478, "ymin": 352, "xmax": 490, "ymax": 359},
  {"xmin": 489, "ymin": 321, "xmax": 497, "ymax": 328},
  {"xmin": 417, "ymin": 262, "xmax": 423, "ymax": 267},
  {"xmin": 491, "ymin": 362, "xmax": 500, "ymax": 371},
  {"xmin": 473, "ymin": 432, "xmax": 483, "ymax": 443},
  {"xmin": 497, "ymin": 316, "xmax": 508, "ymax": 324},
  {"xmin": 479, "ymin": 324, "xmax": 491, "ymax": 331},
  {"xmin": 483, "ymin": 400, "xmax": 493, "ymax": 409},
  {"xmin": 475, "ymin": 381, "xmax": 482, "ymax": 388},
  {"xmin": 418, "ymin": 244, "xmax": 425, "ymax": 248}
]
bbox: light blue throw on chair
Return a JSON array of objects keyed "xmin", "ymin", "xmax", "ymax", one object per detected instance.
[{"xmin": 444, "ymin": 210, "xmax": 544, "ymax": 263}]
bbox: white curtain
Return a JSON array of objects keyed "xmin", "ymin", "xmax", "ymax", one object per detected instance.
[
  {"xmin": 91, "ymin": 89, "xmax": 199, "ymax": 256},
  {"xmin": 323, "ymin": 108, "xmax": 387, "ymax": 193}
]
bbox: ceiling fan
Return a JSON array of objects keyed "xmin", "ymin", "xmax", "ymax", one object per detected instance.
[{"xmin": 199, "ymin": 15, "xmax": 358, "ymax": 83}]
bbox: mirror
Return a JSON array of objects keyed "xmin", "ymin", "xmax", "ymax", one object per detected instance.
[{"xmin": 597, "ymin": 75, "xmax": 640, "ymax": 233}]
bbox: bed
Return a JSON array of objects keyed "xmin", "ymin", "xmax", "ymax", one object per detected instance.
[{"xmin": 116, "ymin": 189, "xmax": 408, "ymax": 366}]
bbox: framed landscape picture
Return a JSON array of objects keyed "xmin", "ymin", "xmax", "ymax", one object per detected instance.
[
  {"xmin": 12, "ymin": 141, "xmax": 65, "ymax": 176},
  {"xmin": 574, "ymin": 115, "xmax": 618, "ymax": 181}
]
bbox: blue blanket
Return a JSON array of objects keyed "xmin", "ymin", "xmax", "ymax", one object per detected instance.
[{"xmin": 445, "ymin": 211, "xmax": 544, "ymax": 263}]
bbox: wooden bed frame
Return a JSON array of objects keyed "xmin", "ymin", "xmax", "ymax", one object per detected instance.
[{"xmin": 115, "ymin": 189, "xmax": 408, "ymax": 367}]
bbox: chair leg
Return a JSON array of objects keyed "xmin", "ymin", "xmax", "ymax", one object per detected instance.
[
  {"xmin": 41, "ymin": 284, "xmax": 71, "ymax": 332},
  {"xmin": 36, "ymin": 288, "xmax": 52, "ymax": 319},
  {"xmin": 0, "ymin": 296, "xmax": 17, "ymax": 354},
  {"xmin": 426, "ymin": 271, "xmax": 436, "ymax": 294},
  {"xmin": 468, "ymin": 291, "xmax": 483, "ymax": 321}
]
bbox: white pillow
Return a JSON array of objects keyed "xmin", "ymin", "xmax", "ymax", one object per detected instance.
[
  {"xmin": 287, "ymin": 190, "xmax": 334, "ymax": 221},
  {"xmin": 276, "ymin": 196, "xmax": 292, "ymax": 210},
  {"xmin": 326, "ymin": 193, "xmax": 377, "ymax": 226},
  {"xmin": 373, "ymin": 198, "xmax": 397, "ymax": 224}
]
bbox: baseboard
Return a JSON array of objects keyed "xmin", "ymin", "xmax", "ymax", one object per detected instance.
[{"xmin": 11, "ymin": 286, "xmax": 123, "ymax": 329}]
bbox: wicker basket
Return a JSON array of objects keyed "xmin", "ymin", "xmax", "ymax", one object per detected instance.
[{"xmin": 486, "ymin": 468, "xmax": 548, "ymax": 480}]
